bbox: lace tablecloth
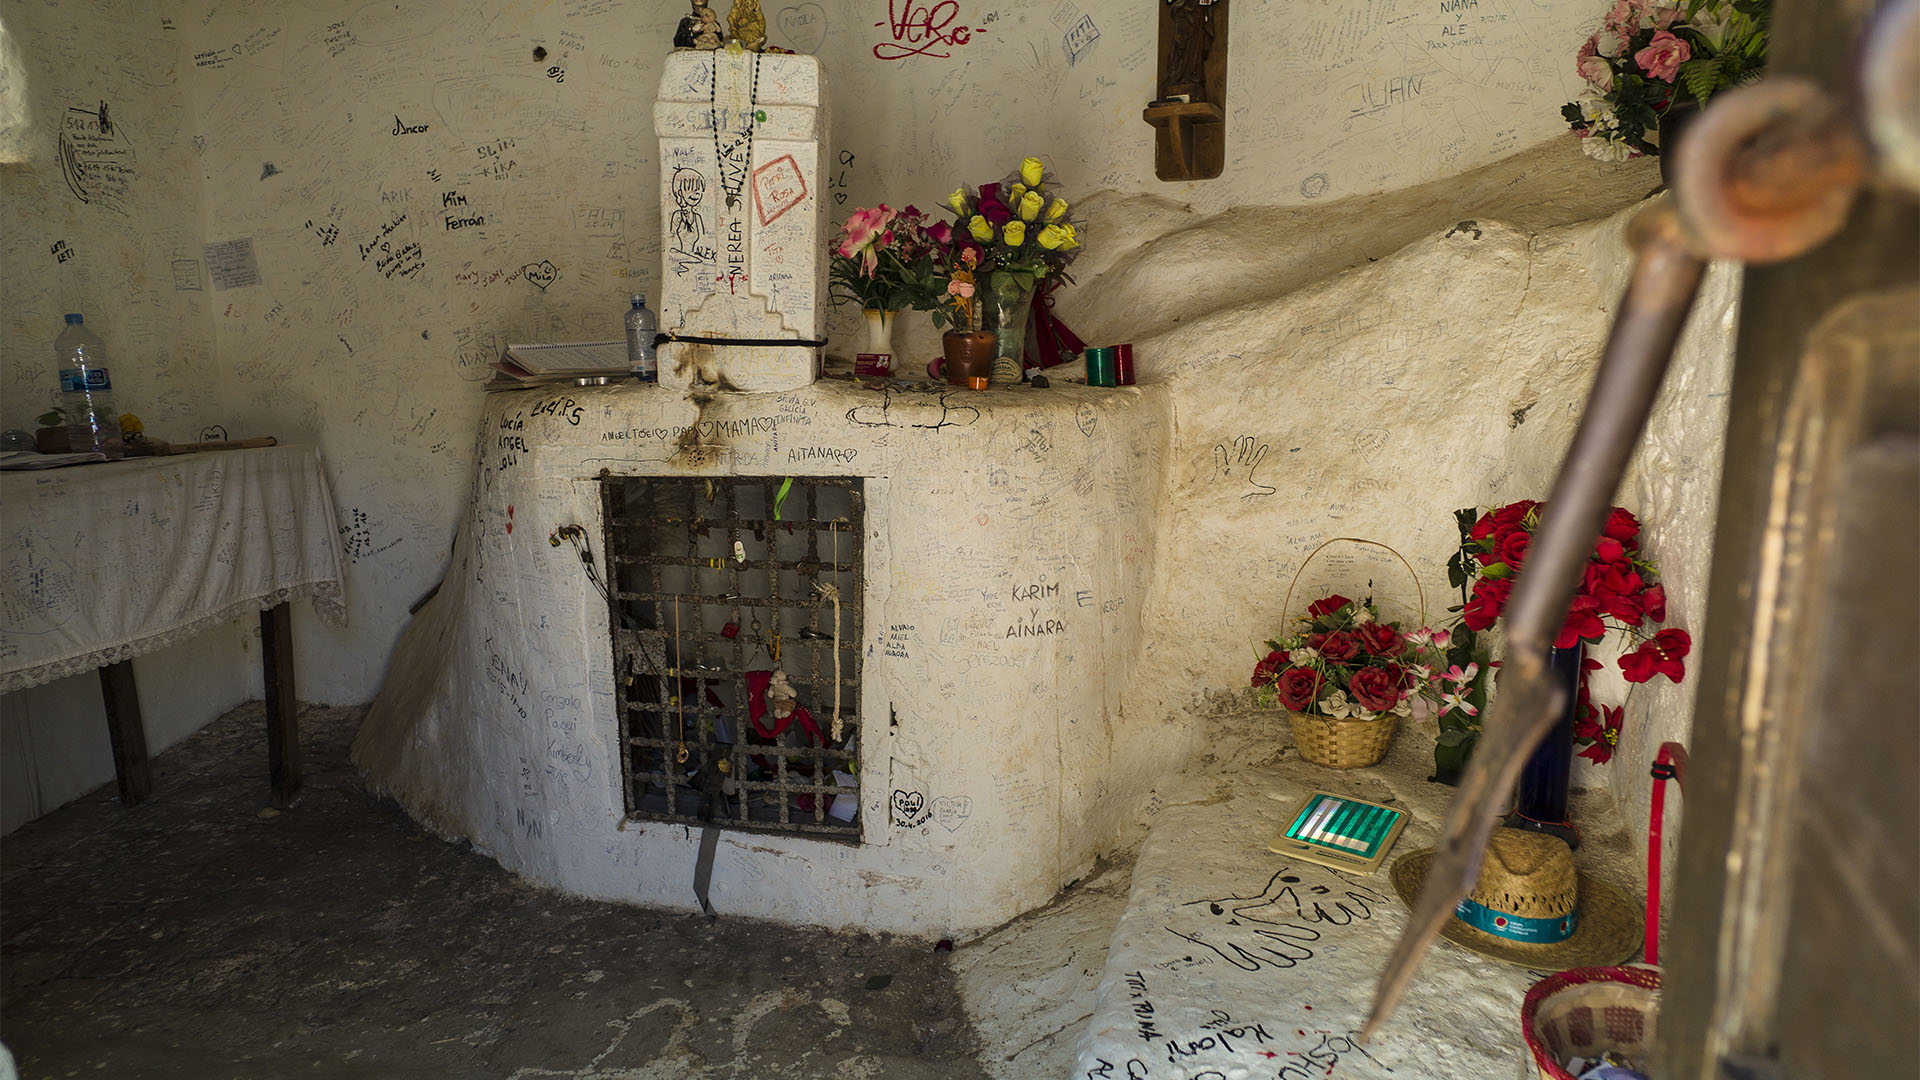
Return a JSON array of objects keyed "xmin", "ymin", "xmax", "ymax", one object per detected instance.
[{"xmin": 0, "ymin": 444, "xmax": 347, "ymax": 693}]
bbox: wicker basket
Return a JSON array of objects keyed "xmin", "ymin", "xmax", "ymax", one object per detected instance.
[
  {"xmin": 1287, "ymin": 709, "xmax": 1398, "ymax": 768},
  {"xmin": 1274, "ymin": 537, "xmax": 1423, "ymax": 769},
  {"xmin": 1521, "ymin": 965, "xmax": 1661, "ymax": 1079}
]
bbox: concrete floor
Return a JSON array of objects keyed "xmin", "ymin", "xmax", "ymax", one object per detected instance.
[{"xmin": 0, "ymin": 704, "xmax": 1007, "ymax": 1079}]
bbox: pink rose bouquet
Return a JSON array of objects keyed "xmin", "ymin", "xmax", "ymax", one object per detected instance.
[{"xmin": 1562, "ymin": 0, "xmax": 1770, "ymax": 163}]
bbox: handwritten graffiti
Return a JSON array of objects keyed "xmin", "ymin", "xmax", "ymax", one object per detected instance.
[{"xmin": 873, "ymin": 0, "xmax": 975, "ymax": 60}]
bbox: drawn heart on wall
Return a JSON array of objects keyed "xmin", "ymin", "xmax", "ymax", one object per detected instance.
[
  {"xmin": 775, "ymin": 3, "xmax": 828, "ymax": 54},
  {"xmin": 1075, "ymin": 403, "xmax": 1098, "ymax": 438},
  {"xmin": 890, "ymin": 790, "xmax": 924, "ymax": 821},
  {"xmin": 930, "ymin": 795, "xmax": 972, "ymax": 832},
  {"xmin": 522, "ymin": 259, "xmax": 559, "ymax": 291}
]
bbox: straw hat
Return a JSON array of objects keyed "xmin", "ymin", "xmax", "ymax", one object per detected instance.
[{"xmin": 1389, "ymin": 828, "xmax": 1641, "ymax": 970}]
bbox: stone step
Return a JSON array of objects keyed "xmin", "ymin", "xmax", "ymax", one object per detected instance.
[{"xmin": 1068, "ymin": 711, "xmax": 1643, "ymax": 1080}]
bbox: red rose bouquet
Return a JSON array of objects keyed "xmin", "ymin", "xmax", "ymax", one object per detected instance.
[
  {"xmin": 1251, "ymin": 594, "xmax": 1440, "ymax": 723},
  {"xmin": 1449, "ymin": 500, "xmax": 1692, "ymax": 763}
]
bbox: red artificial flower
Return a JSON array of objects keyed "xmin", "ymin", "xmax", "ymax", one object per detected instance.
[
  {"xmin": 1274, "ymin": 666, "xmax": 1323, "ymax": 711},
  {"xmin": 1356, "ymin": 622, "xmax": 1404, "ymax": 657},
  {"xmin": 1554, "ymin": 594, "xmax": 1607, "ymax": 648},
  {"xmin": 927, "ymin": 220, "xmax": 953, "ymax": 246},
  {"xmin": 1572, "ymin": 699, "xmax": 1603, "ymax": 742},
  {"xmin": 1653, "ymin": 627, "xmax": 1691, "ymax": 657},
  {"xmin": 1603, "ymin": 507, "xmax": 1641, "ymax": 544},
  {"xmin": 1495, "ymin": 529, "xmax": 1532, "ymax": 568},
  {"xmin": 1643, "ymin": 582, "xmax": 1667, "ymax": 623},
  {"xmin": 1461, "ymin": 577, "xmax": 1513, "ymax": 631},
  {"xmin": 1251, "ymin": 649, "xmax": 1288, "ymax": 687},
  {"xmin": 1317, "ymin": 630, "xmax": 1362, "ymax": 662},
  {"xmin": 1306, "ymin": 594, "xmax": 1352, "ymax": 619},
  {"xmin": 1576, "ymin": 705, "xmax": 1623, "ymax": 764},
  {"xmin": 1349, "ymin": 666, "xmax": 1402, "ymax": 711},
  {"xmin": 1620, "ymin": 628, "xmax": 1691, "ymax": 684},
  {"xmin": 1594, "ymin": 536, "xmax": 1627, "ymax": 564},
  {"xmin": 1491, "ymin": 499, "xmax": 1540, "ymax": 529},
  {"xmin": 1469, "ymin": 510, "xmax": 1498, "ymax": 543}
]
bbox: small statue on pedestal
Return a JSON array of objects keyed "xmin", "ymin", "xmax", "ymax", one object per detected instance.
[
  {"xmin": 674, "ymin": 0, "xmax": 726, "ymax": 50},
  {"xmin": 1160, "ymin": 0, "xmax": 1218, "ymax": 103},
  {"xmin": 727, "ymin": 0, "xmax": 767, "ymax": 51}
]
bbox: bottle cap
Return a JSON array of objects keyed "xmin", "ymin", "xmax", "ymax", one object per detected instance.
[
  {"xmin": 631, "ymin": 294, "xmax": 644, "ymax": 305},
  {"xmin": 65, "ymin": 313, "xmax": 83, "ymax": 324}
]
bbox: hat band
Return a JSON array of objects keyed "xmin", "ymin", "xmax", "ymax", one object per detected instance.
[{"xmin": 1454, "ymin": 897, "xmax": 1579, "ymax": 944}]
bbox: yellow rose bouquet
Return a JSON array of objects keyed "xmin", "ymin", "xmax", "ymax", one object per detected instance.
[{"xmin": 929, "ymin": 157, "xmax": 1087, "ymax": 373}]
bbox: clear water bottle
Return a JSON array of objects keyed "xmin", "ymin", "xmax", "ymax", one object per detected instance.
[
  {"xmin": 56, "ymin": 314, "xmax": 119, "ymax": 454},
  {"xmin": 624, "ymin": 294, "xmax": 658, "ymax": 382}
]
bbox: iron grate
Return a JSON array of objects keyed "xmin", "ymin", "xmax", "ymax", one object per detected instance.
[{"xmin": 602, "ymin": 476, "xmax": 863, "ymax": 840}]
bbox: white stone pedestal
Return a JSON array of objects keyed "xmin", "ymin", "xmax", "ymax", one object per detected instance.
[{"xmin": 655, "ymin": 49, "xmax": 828, "ymax": 393}]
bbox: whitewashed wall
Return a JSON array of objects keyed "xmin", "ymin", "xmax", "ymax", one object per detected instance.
[
  {"xmin": 0, "ymin": 0, "xmax": 255, "ymax": 830},
  {"xmin": 3, "ymin": 0, "xmax": 1728, "ymax": 841}
]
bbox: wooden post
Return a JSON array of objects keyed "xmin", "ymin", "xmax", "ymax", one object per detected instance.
[
  {"xmin": 98, "ymin": 661, "xmax": 153, "ymax": 805},
  {"xmin": 261, "ymin": 601, "xmax": 301, "ymax": 807}
]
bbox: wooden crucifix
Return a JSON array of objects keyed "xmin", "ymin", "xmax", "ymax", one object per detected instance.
[{"xmin": 1143, "ymin": 0, "xmax": 1228, "ymax": 181}]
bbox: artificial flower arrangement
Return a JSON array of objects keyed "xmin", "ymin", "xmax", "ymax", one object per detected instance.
[
  {"xmin": 828, "ymin": 204, "xmax": 947, "ymax": 313},
  {"xmin": 929, "ymin": 155, "xmax": 1084, "ymax": 330},
  {"xmin": 1250, "ymin": 594, "xmax": 1442, "ymax": 724},
  {"xmin": 1442, "ymin": 499, "xmax": 1693, "ymax": 766},
  {"xmin": 1562, "ymin": 0, "xmax": 1770, "ymax": 162}
]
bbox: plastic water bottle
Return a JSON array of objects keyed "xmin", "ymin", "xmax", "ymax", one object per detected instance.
[
  {"xmin": 624, "ymin": 294, "xmax": 658, "ymax": 382},
  {"xmin": 56, "ymin": 314, "xmax": 119, "ymax": 454}
]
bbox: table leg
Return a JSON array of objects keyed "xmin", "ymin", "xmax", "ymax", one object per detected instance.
[
  {"xmin": 98, "ymin": 661, "xmax": 153, "ymax": 805},
  {"xmin": 261, "ymin": 601, "xmax": 301, "ymax": 807}
]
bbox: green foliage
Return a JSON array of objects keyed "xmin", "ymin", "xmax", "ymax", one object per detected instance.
[{"xmin": 36, "ymin": 408, "xmax": 64, "ymax": 427}]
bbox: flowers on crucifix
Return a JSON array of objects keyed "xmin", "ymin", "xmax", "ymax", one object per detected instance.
[{"xmin": 1446, "ymin": 500, "xmax": 1693, "ymax": 764}]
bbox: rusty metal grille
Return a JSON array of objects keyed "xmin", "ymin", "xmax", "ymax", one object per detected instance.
[{"xmin": 602, "ymin": 476, "xmax": 863, "ymax": 840}]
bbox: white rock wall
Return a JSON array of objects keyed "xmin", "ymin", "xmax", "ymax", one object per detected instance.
[{"xmin": 0, "ymin": 0, "xmax": 1736, "ymax": 891}]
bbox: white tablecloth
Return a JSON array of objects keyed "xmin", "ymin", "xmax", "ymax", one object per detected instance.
[{"xmin": 0, "ymin": 445, "xmax": 347, "ymax": 693}]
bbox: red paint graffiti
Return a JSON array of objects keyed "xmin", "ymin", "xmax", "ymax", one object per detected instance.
[{"xmin": 873, "ymin": 0, "xmax": 974, "ymax": 60}]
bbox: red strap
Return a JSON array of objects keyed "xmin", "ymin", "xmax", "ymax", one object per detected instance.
[{"xmin": 1026, "ymin": 278, "xmax": 1085, "ymax": 370}]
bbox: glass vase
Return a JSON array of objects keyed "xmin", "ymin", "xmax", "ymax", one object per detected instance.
[{"xmin": 983, "ymin": 273, "xmax": 1035, "ymax": 386}]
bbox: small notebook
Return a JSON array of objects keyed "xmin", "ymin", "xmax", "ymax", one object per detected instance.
[{"xmin": 1267, "ymin": 791, "xmax": 1409, "ymax": 875}]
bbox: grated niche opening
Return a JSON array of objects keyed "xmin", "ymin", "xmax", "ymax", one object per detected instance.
[{"xmin": 602, "ymin": 475, "xmax": 864, "ymax": 840}]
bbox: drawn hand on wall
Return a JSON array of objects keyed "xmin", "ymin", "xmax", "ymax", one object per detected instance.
[{"xmin": 1212, "ymin": 435, "xmax": 1275, "ymax": 499}]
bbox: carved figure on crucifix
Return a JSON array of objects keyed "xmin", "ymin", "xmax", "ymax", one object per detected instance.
[{"xmin": 1162, "ymin": 0, "xmax": 1218, "ymax": 103}]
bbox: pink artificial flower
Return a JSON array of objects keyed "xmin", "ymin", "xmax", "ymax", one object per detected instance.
[
  {"xmin": 1603, "ymin": 0, "xmax": 1636, "ymax": 32},
  {"xmin": 1578, "ymin": 52, "xmax": 1614, "ymax": 91},
  {"xmin": 947, "ymin": 279, "xmax": 974, "ymax": 299},
  {"xmin": 927, "ymin": 220, "xmax": 952, "ymax": 245},
  {"xmin": 1635, "ymin": 30, "xmax": 1691, "ymax": 83},
  {"xmin": 837, "ymin": 205, "xmax": 898, "ymax": 274}
]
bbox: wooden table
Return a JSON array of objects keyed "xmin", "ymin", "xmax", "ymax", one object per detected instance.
[{"xmin": 0, "ymin": 445, "xmax": 347, "ymax": 807}]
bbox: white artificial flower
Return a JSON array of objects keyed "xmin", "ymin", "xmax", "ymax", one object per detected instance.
[
  {"xmin": 1392, "ymin": 698, "xmax": 1415, "ymax": 717},
  {"xmin": 1594, "ymin": 28, "xmax": 1625, "ymax": 57},
  {"xmin": 1581, "ymin": 133, "xmax": 1637, "ymax": 162},
  {"xmin": 1291, "ymin": 646, "xmax": 1321, "ymax": 665},
  {"xmin": 1320, "ymin": 690, "xmax": 1353, "ymax": 719},
  {"xmin": 1351, "ymin": 607, "xmax": 1375, "ymax": 626}
]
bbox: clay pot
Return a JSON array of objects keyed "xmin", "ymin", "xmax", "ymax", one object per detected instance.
[{"xmin": 940, "ymin": 330, "xmax": 995, "ymax": 386}]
